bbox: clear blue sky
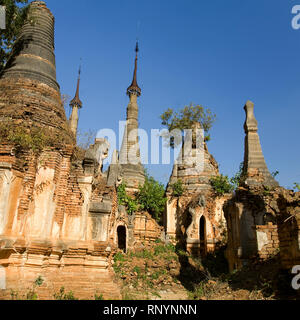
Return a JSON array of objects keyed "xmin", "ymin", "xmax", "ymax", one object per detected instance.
[{"xmin": 45, "ymin": 0, "xmax": 299, "ymax": 189}]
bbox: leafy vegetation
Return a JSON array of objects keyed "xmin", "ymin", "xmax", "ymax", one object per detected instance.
[
  {"xmin": 94, "ymin": 293, "xmax": 105, "ymax": 300},
  {"xmin": 25, "ymin": 275, "xmax": 44, "ymax": 300},
  {"xmin": 113, "ymin": 242, "xmax": 180, "ymax": 300},
  {"xmin": 34, "ymin": 276, "xmax": 44, "ymax": 287},
  {"xmin": 271, "ymin": 171, "xmax": 279, "ymax": 178},
  {"xmin": 169, "ymin": 179, "xmax": 185, "ymax": 197},
  {"xmin": 117, "ymin": 182, "xmax": 139, "ymax": 215},
  {"xmin": 136, "ymin": 175, "xmax": 167, "ymax": 223},
  {"xmin": 0, "ymin": 0, "xmax": 30, "ymax": 70},
  {"xmin": 10, "ymin": 276, "xmax": 44, "ymax": 300},
  {"xmin": 210, "ymin": 175, "xmax": 234, "ymax": 196},
  {"xmin": 210, "ymin": 163, "xmax": 281, "ymax": 195},
  {"xmin": 53, "ymin": 287, "xmax": 78, "ymax": 300},
  {"xmin": 117, "ymin": 174, "xmax": 167, "ymax": 223},
  {"xmin": 0, "ymin": 119, "xmax": 72, "ymax": 155},
  {"xmin": 230, "ymin": 162, "xmax": 244, "ymax": 190},
  {"xmin": 293, "ymin": 183, "xmax": 300, "ymax": 192},
  {"xmin": 160, "ymin": 104, "xmax": 216, "ymax": 148}
]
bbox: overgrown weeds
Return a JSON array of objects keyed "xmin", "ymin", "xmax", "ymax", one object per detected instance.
[
  {"xmin": 113, "ymin": 242, "xmax": 181, "ymax": 300},
  {"xmin": 53, "ymin": 287, "xmax": 78, "ymax": 300},
  {"xmin": 0, "ymin": 118, "xmax": 73, "ymax": 155}
]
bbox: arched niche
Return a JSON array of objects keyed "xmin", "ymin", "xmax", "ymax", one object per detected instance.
[
  {"xmin": 117, "ymin": 226, "xmax": 127, "ymax": 253},
  {"xmin": 199, "ymin": 215, "xmax": 207, "ymax": 257}
]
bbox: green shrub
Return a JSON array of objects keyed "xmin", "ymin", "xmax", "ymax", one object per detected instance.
[
  {"xmin": 132, "ymin": 266, "xmax": 141, "ymax": 275},
  {"xmin": 271, "ymin": 171, "xmax": 279, "ymax": 178},
  {"xmin": 117, "ymin": 183, "xmax": 128, "ymax": 206},
  {"xmin": 114, "ymin": 251, "xmax": 126, "ymax": 263},
  {"xmin": 25, "ymin": 276, "xmax": 44, "ymax": 300},
  {"xmin": 170, "ymin": 179, "xmax": 185, "ymax": 197},
  {"xmin": 160, "ymin": 104, "xmax": 216, "ymax": 148},
  {"xmin": 53, "ymin": 287, "xmax": 78, "ymax": 300},
  {"xmin": 230, "ymin": 162, "xmax": 244, "ymax": 190},
  {"xmin": 137, "ymin": 175, "xmax": 167, "ymax": 224},
  {"xmin": 210, "ymin": 175, "xmax": 234, "ymax": 196},
  {"xmin": 166, "ymin": 243, "xmax": 176, "ymax": 252},
  {"xmin": 117, "ymin": 175, "xmax": 167, "ymax": 223},
  {"xmin": 25, "ymin": 290, "xmax": 38, "ymax": 300},
  {"xmin": 126, "ymin": 197, "xmax": 139, "ymax": 215},
  {"xmin": 132, "ymin": 249, "xmax": 153, "ymax": 259},
  {"xmin": 95, "ymin": 293, "xmax": 105, "ymax": 300},
  {"xmin": 117, "ymin": 183, "xmax": 139, "ymax": 215},
  {"xmin": 34, "ymin": 276, "xmax": 44, "ymax": 287},
  {"xmin": 154, "ymin": 245, "xmax": 168, "ymax": 256},
  {"xmin": 10, "ymin": 290, "xmax": 20, "ymax": 300},
  {"xmin": 0, "ymin": 119, "xmax": 71, "ymax": 154},
  {"xmin": 293, "ymin": 183, "xmax": 300, "ymax": 192}
]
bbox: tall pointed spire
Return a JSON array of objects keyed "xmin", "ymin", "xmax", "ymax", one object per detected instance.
[
  {"xmin": 117, "ymin": 41, "xmax": 145, "ymax": 191},
  {"xmin": 69, "ymin": 64, "xmax": 83, "ymax": 137},
  {"xmin": 127, "ymin": 42, "xmax": 141, "ymax": 97},
  {"xmin": 70, "ymin": 65, "xmax": 83, "ymax": 109}
]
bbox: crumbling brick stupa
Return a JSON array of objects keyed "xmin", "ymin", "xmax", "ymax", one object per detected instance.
[
  {"xmin": 223, "ymin": 101, "xmax": 300, "ymax": 273},
  {"xmin": 164, "ymin": 123, "xmax": 231, "ymax": 256}
]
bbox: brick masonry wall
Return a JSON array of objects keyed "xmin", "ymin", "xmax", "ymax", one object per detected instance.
[
  {"xmin": 0, "ymin": 144, "xmax": 122, "ymax": 299},
  {"xmin": 277, "ymin": 215, "xmax": 300, "ymax": 270},
  {"xmin": 0, "ymin": 244, "xmax": 121, "ymax": 300},
  {"xmin": 255, "ymin": 223, "xmax": 279, "ymax": 260},
  {"xmin": 133, "ymin": 212, "xmax": 164, "ymax": 244},
  {"xmin": 0, "ymin": 78, "xmax": 74, "ymax": 146}
]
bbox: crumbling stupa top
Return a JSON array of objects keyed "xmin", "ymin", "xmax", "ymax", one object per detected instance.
[
  {"xmin": 0, "ymin": 1, "xmax": 74, "ymax": 144},
  {"xmin": 241, "ymin": 101, "xmax": 279, "ymax": 189},
  {"xmin": 1, "ymin": 0, "xmax": 59, "ymax": 91}
]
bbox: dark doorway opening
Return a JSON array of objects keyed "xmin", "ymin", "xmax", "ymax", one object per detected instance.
[
  {"xmin": 199, "ymin": 216, "xmax": 207, "ymax": 257},
  {"xmin": 117, "ymin": 226, "xmax": 126, "ymax": 252}
]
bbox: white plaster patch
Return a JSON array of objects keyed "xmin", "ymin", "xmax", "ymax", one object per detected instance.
[
  {"xmin": 0, "ymin": 266, "xmax": 6, "ymax": 290},
  {"xmin": 30, "ymin": 167, "xmax": 56, "ymax": 237},
  {"xmin": 98, "ymin": 215, "xmax": 109, "ymax": 242},
  {"xmin": 64, "ymin": 216, "xmax": 81, "ymax": 240},
  {"xmin": 51, "ymin": 221, "xmax": 60, "ymax": 239},
  {"xmin": 257, "ymin": 231, "xmax": 269, "ymax": 251},
  {"xmin": 0, "ymin": 170, "xmax": 12, "ymax": 235}
]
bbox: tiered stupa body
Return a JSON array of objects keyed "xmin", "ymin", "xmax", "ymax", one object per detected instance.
[
  {"xmin": 0, "ymin": 0, "xmax": 73, "ymax": 143},
  {"xmin": 165, "ymin": 122, "xmax": 229, "ymax": 256},
  {"xmin": 241, "ymin": 101, "xmax": 279, "ymax": 188},
  {"xmin": 166, "ymin": 122, "xmax": 220, "ymax": 195}
]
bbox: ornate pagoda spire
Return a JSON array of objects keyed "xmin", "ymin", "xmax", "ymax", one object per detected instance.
[
  {"xmin": 118, "ymin": 42, "xmax": 145, "ymax": 191},
  {"xmin": 69, "ymin": 65, "xmax": 83, "ymax": 137},
  {"xmin": 70, "ymin": 65, "xmax": 82, "ymax": 109},
  {"xmin": 127, "ymin": 42, "xmax": 141, "ymax": 97}
]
